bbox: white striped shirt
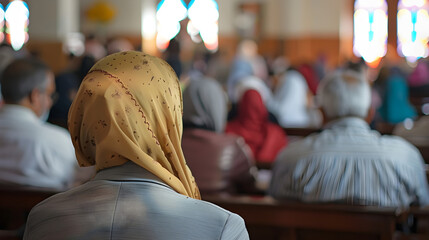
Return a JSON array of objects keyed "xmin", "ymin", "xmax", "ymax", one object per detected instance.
[{"xmin": 269, "ymin": 117, "xmax": 429, "ymax": 207}]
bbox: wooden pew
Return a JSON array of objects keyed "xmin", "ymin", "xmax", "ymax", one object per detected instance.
[
  {"xmin": 0, "ymin": 185, "xmax": 60, "ymax": 231},
  {"xmin": 409, "ymin": 207, "xmax": 429, "ymax": 236},
  {"xmin": 203, "ymin": 195, "xmax": 405, "ymax": 240},
  {"xmin": 283, "ymin": 127, "xmax": 321, "ymax": 137},
  {"xmin": 409, "ymin": 96, "xmax": 429, "ymax": 116},
  {"xmin": 394, "ymin": 206, "xmax": 429, "ymax": 240},
  {"xmin": 417, "ymin": 146, "xmax": 429, "ymax": 164}
]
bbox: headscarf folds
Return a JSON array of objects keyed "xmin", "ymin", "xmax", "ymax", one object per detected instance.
[
  {"xmin": 226, "ymin": 89, "xmax": 287, "ymax": 163},
  {"xmin": 68, "ymin": 51, "xmax": 200, "ymax": 199}
]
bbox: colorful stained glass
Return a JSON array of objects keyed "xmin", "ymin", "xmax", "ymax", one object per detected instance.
[
  {"xmin": 397, "ymin": 0, "xmax": 429, "ymax": 63},
  {"xmin": 353, "ymin": 0, "xmax": 388, "ymax": 67}
]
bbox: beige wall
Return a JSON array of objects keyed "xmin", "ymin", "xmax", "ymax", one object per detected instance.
[
  {"xmin": 80, "ymin": 0, "xmax": 143, "ymax": 37},
  {"xmin": 216, "ymin": 0, "xmax": 347, "ymax": 38},
  {"xmin": 24, "ymin": 0, "xmax": 355, "ymax": 71},
  {"xmin": 27, "ymin": 0, "xmax": 79, "ymax": 41},
  {"xmin": 27, "ymin": 0, "xmax": 349, "ymax": 42}
]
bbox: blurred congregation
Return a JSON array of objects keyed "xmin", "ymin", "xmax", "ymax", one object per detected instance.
[{"xmin": 1, "ymin": 0, "xmax": 429, "ymax": 239}]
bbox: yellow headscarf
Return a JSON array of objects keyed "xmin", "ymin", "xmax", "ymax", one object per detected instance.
[{"xmin": 68, "ymin": 51, "xmax": 200, "ymax": 199}]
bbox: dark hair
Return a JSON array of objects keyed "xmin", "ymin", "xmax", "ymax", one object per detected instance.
[
  {"xmin": 344, "ymin": 58, "xmax": 367, "ymax": 74},
  {"xmin": 0, "ymin": 58, "xmax": 50, "ymax": 103}
]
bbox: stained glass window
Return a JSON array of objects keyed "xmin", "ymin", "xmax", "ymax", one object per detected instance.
[
  {"xmin": 353, "ymin": 0, "xmax": 388, "ymax": 67},
  {"xmin": 4, "ymin": 0, "xmax": 29, "ymax": 51},
  {"xmin": 187, "ymin": 0, "xmax": 219, "ymax": 52},
  {"xmin": 397, "ymin": 0, "xmax": 429, "ymax": 63}
]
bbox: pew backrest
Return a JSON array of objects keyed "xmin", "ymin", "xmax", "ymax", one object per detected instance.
[
  {"xmin": 0, "ymin": 185, "xmax": 60, "ymax": 230},
  {"xmin": 204, "ymin": 195, "xmax": 404, "ymax": 240}
]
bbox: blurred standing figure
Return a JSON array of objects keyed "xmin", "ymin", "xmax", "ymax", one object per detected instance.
[
  {"xmin": 164, "ymin": 38, "xmax": 183, "ymax": 79},
  {"xmin": 227, "ymin": 39, "xmax": 268, "ymax": 103},
  {"xmin": 269, "ymin": 68, "xmax": 429, "ymax": 207},
  {"xmin": 0, "ymin": 58, "xmax": 77, "ymax": 189},
  {"xmin": 407, "ymin": 59, "xmax": 429, "ymax": 97},
  {"xmin": 376, "ymin": 67, "xmax": 417, "ymax": 124}
]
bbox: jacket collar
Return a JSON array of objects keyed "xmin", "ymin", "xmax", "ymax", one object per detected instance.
[
  {"xmin": 324, "ymin": 117, "xmax": 370, "ymax": 131},
  {"xmin": 93, "ymin": 161, "xmax": 171, "ymax": 188}
]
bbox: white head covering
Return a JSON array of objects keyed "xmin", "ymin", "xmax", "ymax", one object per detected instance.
[
  {"xmin": 182, "ymin": 77, "xmax": 227, "ymax": 132},
  {"xmin": 268, "ymin": 70, "xmax": 311, "ymax": 127},
  {"xmin": 233, "ymin": 76, "xmax": 272, "ymax": 104}
]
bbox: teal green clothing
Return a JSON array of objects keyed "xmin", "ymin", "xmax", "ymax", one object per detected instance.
[{"xmin": 378, "ymin": 74, "xmax": 417, "ymax": 124}]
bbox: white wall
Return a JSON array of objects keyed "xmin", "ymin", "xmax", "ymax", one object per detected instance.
[
  {"xmin": 217, "ymin": 0, "xmax": 343, "ymax": 38},
  {"xmin": 27, "ymin": 0, "xmax": 346, "ymax": 41},
  {"xmin": 282, "ymin": 0, "xmax": 342, "ymax": 37},
  {"xmin": 80, "ymin": 0, "xmax": 142, "ymax": 37},
  {"xmin": 27, "ymin": 0, "xmax": 59, "ymax": 41},
  {"xmin": 262, "ymin": 0, "xmax": 284, "ymax": 37},
  {"xmin": 27, "ymin": 0, "xmax": 79, "ymax": 41}
]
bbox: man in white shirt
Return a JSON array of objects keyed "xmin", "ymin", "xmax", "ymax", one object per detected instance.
[
  {"xmin": 269, "ymin": 68, "xmax": 429, "ymax": 207},
  {"xmin": 0, "ymin": 58, "xmax": 77, "ymax": 189}
]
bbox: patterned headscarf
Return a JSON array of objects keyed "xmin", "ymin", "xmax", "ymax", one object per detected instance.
[{"xmin": 68, "ymin": 51, "xmax": 200, "ymax": 199}]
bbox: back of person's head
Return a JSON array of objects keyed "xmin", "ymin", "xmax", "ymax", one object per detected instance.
[
  {"xmin": 317, "ymin": 69, "xmax": 371, "ymax": 120},
  {"xmin": 182, "ymin": 77, "xmax": 227, "ymax": 132},
  {"xmin": 237, "ymin": 39, "xmax": 258, "ymax": 58},
  {"xmin": 0, "ymin": 58, "xmax": 50, "ymax": 104},
  {"xmin": 68, "ymin": 51, "xmax": 200, "ymax": 199},
  {"xmin": 344, "ymin": 58, "xmax": 367, "ymax": 74},
  {"xmin": 106, "ymin": 37, "xmax": 134, "ymax": 55}
]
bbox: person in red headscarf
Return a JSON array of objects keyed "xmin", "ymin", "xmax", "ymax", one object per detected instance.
[{"xmin": 226, "ymin": 89, "xmax": 288, "ymax": 163}]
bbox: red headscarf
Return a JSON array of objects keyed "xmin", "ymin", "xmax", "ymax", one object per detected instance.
[
  {"xmin": 226, "ymin": 89, "xmax": 287, "ymax": 163},
  {"xmin": 298, "ymin": 64, "xmax": 319, "ymax": 95}
]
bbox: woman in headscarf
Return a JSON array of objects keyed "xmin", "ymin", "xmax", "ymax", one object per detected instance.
[
  {"xmin": 24, "ymin": 51, "xmax": 249, "ymax": 240},
  {"xmin": 226, "ymin": 80, "xmax": 288, "ymax": 164},
  {"xmin": 377, "ymin": 67, "xmax": 417, "ymax": 124},
  {"xmin": 182, "ymin": 76, "xmax": 257, "ymax": 194},
  {"xmin": 268, "ymin": 69, "xmax": 321, "ymax": 128}
]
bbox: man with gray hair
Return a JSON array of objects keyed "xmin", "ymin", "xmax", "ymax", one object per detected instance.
[
  {"xmin": 0, "ymin": 58, "xmax": 77, "ymax": 189},
  {"xmin": 269, "ymin": 68, "xmax": 429, "ymax": 207}
]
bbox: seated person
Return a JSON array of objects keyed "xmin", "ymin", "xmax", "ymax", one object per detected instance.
[
  {"xmin": 269, "ymin": 68, "xmax": 429, "ymax": 207},
  {"xmin": 268, "ymin": 68, "xmax": 321, "ymax": 128},
  {"xmin": 0, "ymin": 58, "xmax": 77, "ymax": 189},
  {"xmin": 377, "ymin": 67, "xmax": 417, "ymax": 124},
  {"xmin": 182, "ymin": 76, "xmax": 257, "ymax": 194},
  {"xmin": 24, "ymin": 51, "xmax": 249, "ymax": 240},
  {"xmin": 407, "ymin": 59, "xmax": 429, "ymax": 98},
  {"xmin": 226, "ymin": 78, "xmax": 288, "ymax": 163},
  {"xmin": 393, "ymin": 116, "xmax": 429, "ymax": 147}
]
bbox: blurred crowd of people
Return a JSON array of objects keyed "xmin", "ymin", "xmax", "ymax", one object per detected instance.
[
  {"xmin": 1, "ymin": 34, "xmax": 429, "ymax": 239},
  {"xmin": 1, "ymin": 35, "xmax": 429, "ymax": 201}
]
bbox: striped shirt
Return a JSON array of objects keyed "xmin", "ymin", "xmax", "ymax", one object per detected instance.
[{"xmin": 269, "ymin": 117, "xmax": 429, "ymax": 207}]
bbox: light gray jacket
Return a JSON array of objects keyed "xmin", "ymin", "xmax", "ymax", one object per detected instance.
[{"xmin": 24, "ymin": 162, "xmax": 249, "ymax": 240}]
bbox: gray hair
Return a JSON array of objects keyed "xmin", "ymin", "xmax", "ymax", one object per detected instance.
[
  {"xmin": 317, "ymin": 69, "xmax": 371, "ymax": 119},
  {"xmin": 0, "ymin": 58, "xmax": 50, "ymax": 104}
]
